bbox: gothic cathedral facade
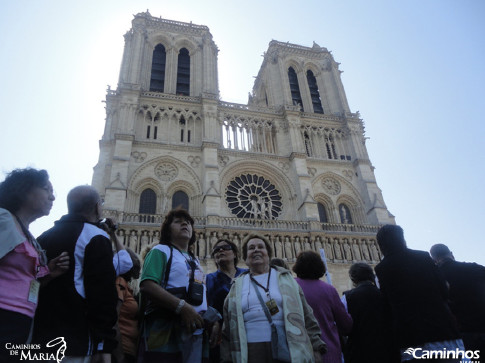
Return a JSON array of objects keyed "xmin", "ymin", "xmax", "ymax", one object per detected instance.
[{"xmin": 92, "ymin": 11, "xmax": 395, "ymax": 292}]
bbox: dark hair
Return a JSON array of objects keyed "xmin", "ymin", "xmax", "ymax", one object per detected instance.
[
  {"xmin": 270, "ymin": 258, "xmax": 289, "ymax": 269},
  {"xmin": 211, "ymin": 238, "xmax": 239, "ymax": 268},
  {"xmin": 429, "ymin": 243, "xmax": 452, "ymax": 260},
  {"xmin": 120, "ymin": 248, "xmax": 141, "ymax": 282},
  {"xmin": 293, "ymin": 250, "xmax": 326, "ymax": 279},
  {"xmin": 349, "ymin": 262, "xmax": 375, "ymax": 284},
  {"xmin": 242, "ymin": 233, "xmax": 273, "ymax": 260},
  {"xmin": 67, "ymin": 185, "xmax": 100, "ymax": 215},
  {"xmin": 376, "ymin": 224, "xmax": 406, "ymax": 256},
  {"xmin": 160, "ymin": 208, "xmax": 196, "ymax": 246},
  {"xmin": 0, "ymin": 168, "xmax": 49, "ymax": 213}
]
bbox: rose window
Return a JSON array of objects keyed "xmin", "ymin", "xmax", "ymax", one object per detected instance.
[{"xmin": 225, "ymin": 174, "xmax": 282, "ymax": 219}]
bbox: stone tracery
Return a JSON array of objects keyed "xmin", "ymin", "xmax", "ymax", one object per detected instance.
[{"xmin": 225, "ymin": 174, "xmax": 283, "ymax": 220}]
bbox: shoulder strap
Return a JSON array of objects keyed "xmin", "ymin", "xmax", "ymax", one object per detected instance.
[
  {"xmin": 162, "ymin": 245, "xmax": 173, "ymax": 289},
  {"xmin": 250, "ymin": 277, "xmax": 274, "ymax": 325}
]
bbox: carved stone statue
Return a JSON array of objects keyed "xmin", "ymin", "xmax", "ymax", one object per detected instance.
[
  {"xmin": 161, "ymin": 193, "xmax": 168, "ymax": 214},
  {"xmin": 324, "ymin": 238, "xmax": 334, "ymax": 260},
  {"xmin": 197, "ymin": 232, "xmax": 206, "ymax": 259},
  {"xmin": 152, "ymin": 230, "xmax": 160, "ymax": 244},
  {"xmin": 343, "ymin": 241, "xmax": 352, "ymax": 260},
  {"xmin": 314, "ymin": 236, "xmax": 323, "ymax": 252},
  {"xmin": 334, "ymin": 240, "xmax": 343, "ymax": 260},
  {"xmin": 129, "ymin": 230, "xmax": 138, "ymax": 252},
  {"xmin": 250, "ymin": 198, "xmax": 259, "ymax": 218},
  {"xmin": 361, "ymin": 241, "xmax": 371, "ymax": 261},
  {"xmin": 284, "ymin": 236, "xmax": 293, "ymax": 261},
  {"xmin": 140, "ymin": 231, "xmax": 149, "ymax": 254},
  {"xmin": 258, "ymin": 196, "xmax": 267, "ymax": 219},
  {"xmin": 351, "ymin": 239, "xmax": 361, "ymax": 260},
  {"xmin": 303, "ymin": 236, "xmax": 312, "ymax": 251},
  {"xmin": 294, "ymin": 236, "xmax": 301, "ymax": 257},
  {"xmin": 369, "ymin": 241, "xmax": 380, "ymax": 261},
  {"xmin": 274, "ymin": 236, "xmax": 283, "ymax": 258},
  {"xmin": 209, "ymin": 231, "xmax": 218, "ymax": 256}
]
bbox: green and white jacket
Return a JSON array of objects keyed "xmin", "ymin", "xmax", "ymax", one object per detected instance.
[{"xmin": 221, "ymin": 266, "xmax": 326, "ymax": 363}]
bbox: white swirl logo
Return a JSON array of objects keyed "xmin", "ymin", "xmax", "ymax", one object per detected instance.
[
  {"xmin": 46, "ymin": 337, "xmax": 66, "ymax": 363},
  {"xmin": 404, "ymin": 348, "xmax": 416, "ymax": 356}
]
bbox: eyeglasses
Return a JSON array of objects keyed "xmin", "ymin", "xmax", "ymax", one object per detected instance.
[{"xmin": 212, "ymin": 245, "xmax": 232, "ymax": 254}]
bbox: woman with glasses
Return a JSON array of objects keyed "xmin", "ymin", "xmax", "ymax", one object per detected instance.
[
  {"xmin": 221, "ymin": 233, "xmax": 327, "ymax": 363},
  {"xmin": 0, "ymin": 168, "xmax": 69, "ymax": 354},
  {"xmin": 206, "ymin": 239, "xmax": 247, "ymax": 362},
  {"xmin": 139, "ymin": 208, "xmax": 209, "ymax": 363}
]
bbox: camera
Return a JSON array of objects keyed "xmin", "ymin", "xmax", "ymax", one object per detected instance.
[
  {"xmin": 187, "ymin": 281, "xmax": 204, "ymax": 306},
  {"xmin": 99, "ymin": 218, "xmax": 118, "ymax": 231}
]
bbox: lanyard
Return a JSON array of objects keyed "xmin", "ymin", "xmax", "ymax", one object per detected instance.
[
  {"xmin": 170, "ymin": 244, "xmax": 196, "ymax": 281},
  {"xmin": 250, "ymin": 267, "xmax": 272, "ymax": 298}
]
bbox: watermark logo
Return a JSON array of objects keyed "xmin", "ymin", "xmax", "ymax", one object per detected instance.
[
  {"xmin": 45, "ymin": 337, "xmax": 66, "ymax": 363},
  {"xmin": 404, "ymin": 346, "xmax": 480, "ymax": 361},
  {"xmin": 4, "ymin": 337, "xmax": 66, "ymax": 361}
]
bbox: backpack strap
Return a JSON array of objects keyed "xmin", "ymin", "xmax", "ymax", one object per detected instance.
[{"xmin": 162, "ymin": 245, "xmax": 173, "ymax": 289}]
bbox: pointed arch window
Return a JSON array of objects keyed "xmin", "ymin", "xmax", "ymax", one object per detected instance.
[
  {"xmin": 176, "ymin": 48, "xmax": 190, "ymax": 96},
  {"xmin": 338, "ymin": 203, "xmax": 353, "ymax": 224},
  {"xmin": 306, "ymin": 70, "xmax": 324, "ymax": 114},
  {"xmin": 172, "ymin": 191, "xmax": 189, "ymax": 211},
  {"xmin": 139, "ymin": 189, "xmax": 157, "ymax": 214},
  {"xmin": 288, "ymin": 67, "xmax": 303, "ymax": 111},
  {"xmin": 150, "ymin": 44, "xmax": 166, "ymax": 92},
  {"xmin": 317, "ymin": 203, "xmax": 328, "ymax": 223}
]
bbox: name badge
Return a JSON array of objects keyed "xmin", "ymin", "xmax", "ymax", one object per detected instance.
[
  {"xmin": 266, "ymin": 299, "xmax": 279, "ymax": 316},
  {"xmin": 194, "ymin": 269, "xmax": 205, "ymax": 284},
  {"xmin": 28, "ymin": 279, "xmax": 40, "ymax": 304}
]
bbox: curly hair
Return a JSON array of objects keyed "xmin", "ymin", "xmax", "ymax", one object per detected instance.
[
  {"xmin": 241, "ymin": 233, "xmax": 273, "ymax": 260},
  {"xmin": 293, "ymin": 250, "xmax": 326, "ymax": 279},
  {"xmin": 0, "ymin": 168, "xmax": 49, "ymax": 213},
  {"xmin": 159, "ymin": 208, "xmax": 196, "ymax": 247}
]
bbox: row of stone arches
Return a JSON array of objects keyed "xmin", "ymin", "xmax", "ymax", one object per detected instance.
[{"xmin": 126, "ymin": 156, "xmax": 366, "ymax": 223}]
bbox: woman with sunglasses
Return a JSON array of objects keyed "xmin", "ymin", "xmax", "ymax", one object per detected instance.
[
  {"xmin": 206, "ymin": 239, "xmax": 247, "ymax": 362},
  {"xmin": 0, "ymin": 168, "xmax": 69, "ymax": 356}
]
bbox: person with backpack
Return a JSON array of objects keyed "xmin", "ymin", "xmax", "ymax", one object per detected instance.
[{"xmin": 139, "ymin": 208, "xmax": 209, "ymax": 363}]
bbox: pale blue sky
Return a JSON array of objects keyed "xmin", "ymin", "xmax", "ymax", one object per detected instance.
[{"xmin": 1, "ymin": 0, "xmax": 484, "ymax": 264}]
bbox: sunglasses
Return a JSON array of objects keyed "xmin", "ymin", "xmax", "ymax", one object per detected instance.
[{"xmin": 212, "ymin": 245, "xmax": 233, "ymax": 254}]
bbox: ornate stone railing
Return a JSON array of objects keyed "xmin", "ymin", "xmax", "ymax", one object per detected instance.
[
  {"xmin": 219, "ymin": 101, "xmax": 280, "ymax": 115},
  {"xmin": 141, "ymin": 92, "xmax": 201, "ymax": 103},
  {"xmin": 103, "ymin": 210, "xmax": 379, "ymax": 234},
  {"xmin": 207, "ymin": 216, "xmax": 310, "ymax": 231},
  {"xmin": 321, "ymin": 223, "xmax": 380, "ymax": 233}
]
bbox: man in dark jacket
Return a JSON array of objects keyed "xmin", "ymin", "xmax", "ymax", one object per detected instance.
[
  {"xmin": 375, "ymin": 225, "xmax": 463, "ymax": 362},
  {"xmin": 34, "ymin": 186, "xmax": 118, "ymax": 362},
  {"xmin": 430, "ymin": 243, "xmax": 485, "ymax": 355},
  {"xmin": 343, "ymin": 262, "xmax": 399, "ymax": 363}
]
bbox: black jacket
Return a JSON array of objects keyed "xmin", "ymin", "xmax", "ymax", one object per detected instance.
[
  {"xmin": 33, "ymin": 214, "xmax": 118, "ymax": 356},
  {"xmin": 343, "ymin": 281, "xmax": 399, "ymax": 363},
  {"xmin": 438, "ymin": 259, "xmax": 485, "ymax": 333},
  {"xmin": 375, "ymin": 248, "xmax": 460, "ymax": 348}
]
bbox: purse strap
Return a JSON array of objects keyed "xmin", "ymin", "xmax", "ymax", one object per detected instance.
[{"xmin": 250, "ymin": 274, "xmax": 275, "ymax": 326}]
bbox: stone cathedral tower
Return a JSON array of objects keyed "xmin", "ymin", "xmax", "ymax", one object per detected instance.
[{"xmin": 92, "ymin": 11, "xmax": 394, "ymax": 291}]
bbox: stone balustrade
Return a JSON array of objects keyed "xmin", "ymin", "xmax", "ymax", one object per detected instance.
[{"xmin": 104, "ymin": 210, "xmax": 383, "ymax": 270}]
